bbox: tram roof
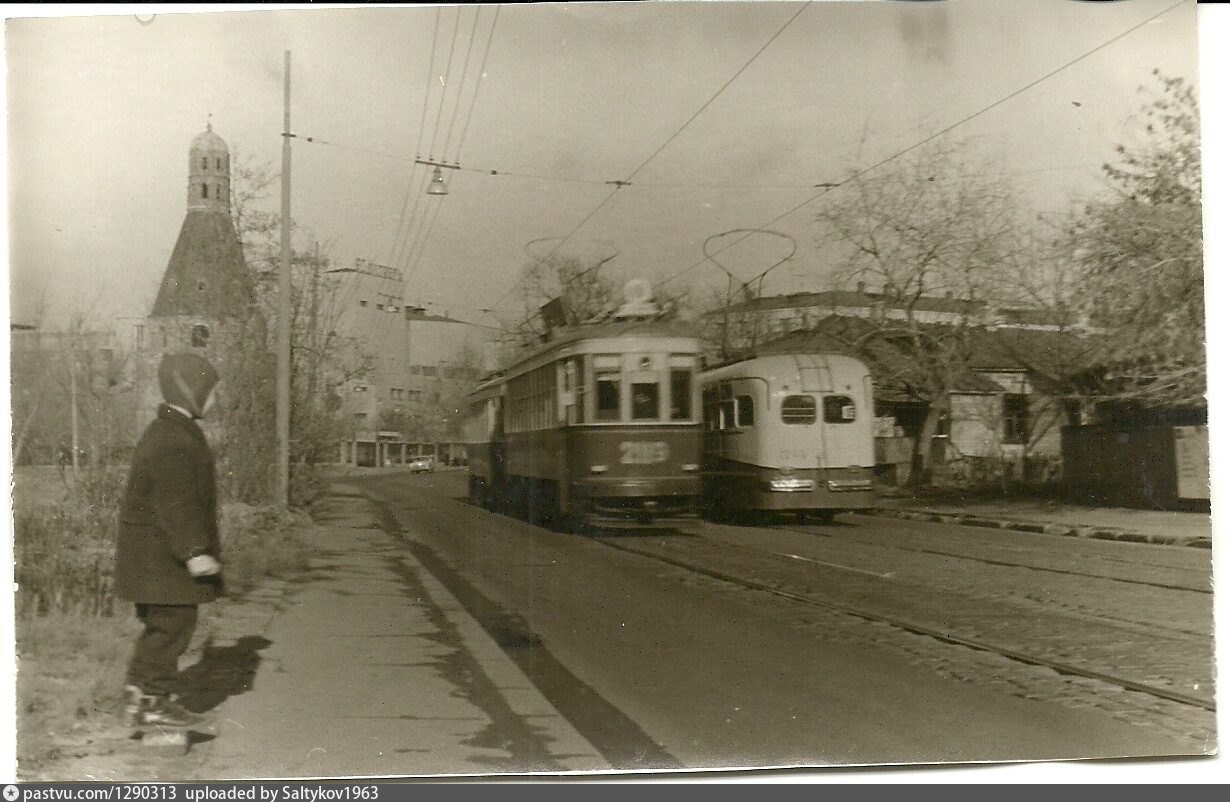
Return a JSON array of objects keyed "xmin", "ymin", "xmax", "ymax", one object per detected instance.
[{"xmin": 510, "ymin": 318, "xmax": 700, "ymax": 363}]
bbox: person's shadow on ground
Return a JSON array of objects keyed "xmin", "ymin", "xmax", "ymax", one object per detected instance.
[{"xmin": 177, "ymin": 636, "xmax": 272, "ymax": 714}]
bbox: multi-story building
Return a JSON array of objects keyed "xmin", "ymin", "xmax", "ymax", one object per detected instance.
[{"xmin": 327, "ymin": 259, "xmax": 495, "ymax": 466}]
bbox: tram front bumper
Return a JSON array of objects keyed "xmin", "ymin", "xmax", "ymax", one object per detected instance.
[{"xmin": 572, "ymin": 475, "xmax": 702, "ymax": 518}]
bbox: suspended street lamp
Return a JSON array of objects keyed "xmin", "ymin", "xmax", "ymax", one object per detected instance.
[{"xmin": 416, "ymin": 158, "xmax": 460, "ymax": 196}]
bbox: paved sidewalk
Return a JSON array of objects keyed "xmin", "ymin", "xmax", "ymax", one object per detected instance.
[
  {"xmin": 192, "ymin": 483, "xmax": 608, "ymax": 779},
  {"xmin": 870, "ymin": 496, "xmax": 1212, "ymax": 548}
]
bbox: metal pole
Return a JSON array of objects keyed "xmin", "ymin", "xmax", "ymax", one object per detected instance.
[
  {"xmin": 69, "ymin": 345, "xmax": 79, "ymax": 486},
  {"xmin": 277, "ymin": 50, "xmax": 292, "ymax": 508}
]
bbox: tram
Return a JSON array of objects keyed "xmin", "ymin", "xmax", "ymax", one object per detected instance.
[
  {"xmin": 465, "ymin": 283, "xmax": 705, "ymax": 527},
  {"xmin": 700, "ymin": 353, "xmax": 876, "ymax": 521}
]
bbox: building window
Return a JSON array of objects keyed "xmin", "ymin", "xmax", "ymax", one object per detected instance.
[
  {"xmin": 201, "ymin": 157, "xmax": 208, "ymax": 170},
  {"xmin": 191, "ymin": 325, "xmax": 210, "ymax": 348},
  {"xmin": 216, "ymin": 157, "xmax": 222, "ymax": 169},
  {"xmin": 1003, "ymin": 394, "xmax": 1029, "ymax": 445},
  {"xmin": 215, "ymin": 184, "xmax": 222, "ymax": 199},
  {"xmin": 359, "ymin": 300, "xmax": 368, "ymax": 307},
  {"xmin": 201, "ymin": 184, "xmax": 209, "ymax": 199},
  {"xmin": 197, "ymin": 280, "xmax": 206, "ymax": 292}
]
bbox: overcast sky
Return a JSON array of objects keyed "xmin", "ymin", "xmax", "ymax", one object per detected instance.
[{"xmin": 3, "ymin": 1, "xmax": 1201, "ymax": 329}]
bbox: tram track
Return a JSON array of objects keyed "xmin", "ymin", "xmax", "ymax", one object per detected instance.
[
  {"xmin": 761, "ymin": 521, "xmax": 1212, "ymax": 594},
  {"xmin": 681, "ymin": 525, "xmax": 1211, "ymax": 638},
  {"xmin": 589, "ymin": 529, "xmax": 1216, "ymax": 713}
]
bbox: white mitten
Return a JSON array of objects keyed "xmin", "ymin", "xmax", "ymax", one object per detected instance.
[{"xmin": 186, "ymin": 554, "xmax": 222, "ymax": 577}]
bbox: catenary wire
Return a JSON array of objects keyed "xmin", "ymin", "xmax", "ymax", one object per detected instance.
[
  {"xmin": 452, "ymin": 5, "xmax": 501, "ymax": 166},
  {"xmin": 488, "ymin": 0, "xmax": 816, "ymax": 319},
  {"xmin": 652, "ymin": 0, "xmax": 1192, "ymax": 294},
  {"xmin": 427, "ymin": 7, "xmax": 462, "ymax": 160},
  {"xmin": 440, "ymin": 6, "xmax": 483, "ymax": 163}
]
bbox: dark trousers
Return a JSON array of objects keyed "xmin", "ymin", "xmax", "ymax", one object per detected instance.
[{"xmin": 126, "ymin": 603, "xmax": 199, "ymax": 697}]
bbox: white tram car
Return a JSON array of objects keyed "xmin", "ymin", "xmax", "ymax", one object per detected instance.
[{"xmin": 700, "ymin": 353, "xmax": 876, "ymax": 521}]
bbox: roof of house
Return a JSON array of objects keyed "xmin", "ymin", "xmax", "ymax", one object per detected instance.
[
  {"xmin": 405, "ymin": 310, "xmax": 471, "ymax": 325},
  {"xmin": 754, "ymin": 314, "xmax": 1103, "ymax": 401},
  {"xmin": 707, "ymin": 290, "xmax": 989, "ymax": 317}
]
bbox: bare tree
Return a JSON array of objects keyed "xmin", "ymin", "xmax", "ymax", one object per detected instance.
[
  {"xmin": 813, "ymin": 140, "xmax": 1027, "ymax": 484},
  {"xmin": 209, "ymin": 156, "xmax": 370, "ymax": 503},
  {"xmin": 11, "ymin": 295, "xmax": 137, "ymax": 477},
  {"xmin": 510, "ymin": 252, "xmax": 620, "ymax": 342}
]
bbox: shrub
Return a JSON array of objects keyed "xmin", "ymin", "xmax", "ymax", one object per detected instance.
[
  {"xmin": 218, "ymin": 503, "xmax": 315, "ymax": 595},
  {"xmin": 13, "ymin": 466, "xmax": 315, "ymax": 619},
  {"xmin": 13, "ymin": 501, "xmax": 118, "ymax": 619}
]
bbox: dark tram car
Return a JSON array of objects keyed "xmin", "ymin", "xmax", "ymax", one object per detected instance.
[{"xmin": 465, "ymin": 306, "xmax": 704, "ymax": 528}]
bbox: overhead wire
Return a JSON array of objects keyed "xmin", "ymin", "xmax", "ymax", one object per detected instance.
[
  {"xmin": 440, "ymin": 5, "xmax": 483, "ymax": 163},
  {"xmin": 452, "ymin": 5, "xmax": 501, "ymax": 165},
  {"xmin": 365, "ymin": 8, "xmax": 448, "ymax": 357},
  {"xmin": 296, "ymin": 132, "xmax": 1090, "ymax": 188},
  {"xmin": 651, "ymin": 0, "xmax": 1193, "ymax": 296},
  {"xmin": 488, "ymin": 0, "xmax": 816, "ymax": 321},
  {"xmin": 402, "ymin": 5, "xmax": 499, "ymax": 313},
  {"xmin": 382, "ymin": 7, "xmax": 442, "ymax": 274},
  {"xmin": 426, "ymin": 7, "xmax": 462, "ymax": 160}
]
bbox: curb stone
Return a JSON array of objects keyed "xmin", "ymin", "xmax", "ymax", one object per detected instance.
[{"xmin": 865, "ymin": 507, "xmax": 1210, "ymax": 549}]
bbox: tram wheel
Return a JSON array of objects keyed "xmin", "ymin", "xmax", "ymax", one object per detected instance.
[{"xmin": 812, "ymin": 510, "xmax": 837, "ymax": 525}]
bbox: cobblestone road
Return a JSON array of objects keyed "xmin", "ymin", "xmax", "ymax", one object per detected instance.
[{"xmin": 607, "ymin": 516, "xmax": 1216, "ymax": 751}]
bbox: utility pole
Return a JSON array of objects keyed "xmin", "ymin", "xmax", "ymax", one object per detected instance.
[
  {"xmin": 69, "ymin": 341, "xmax": 80, "ymax": 487},
  {"xmin": 277, "ymin": 50, "xmax": 292, "ymax": 508}
]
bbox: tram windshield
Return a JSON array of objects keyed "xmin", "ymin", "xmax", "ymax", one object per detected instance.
[
  {"xmin": 586, "ymin": 352, "xmax": 697, "ymax": 423},
  {"xmin": 631, "ymin": 381, "xmax": 659, "ymax": 420},
  {"xmin": 595, "ymin": 354, "xmax": 622, "ymax": 422}
]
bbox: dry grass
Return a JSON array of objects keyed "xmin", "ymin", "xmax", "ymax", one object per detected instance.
[
  {"xmin": 12, "ymin": 466, "xmax": 317, "ymax": 778},
  {"xmin": 14, "ymin": 613, "xmax": 139, "ymax": 776}
]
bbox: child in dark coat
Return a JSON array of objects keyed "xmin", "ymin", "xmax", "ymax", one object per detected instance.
[{"xmin": 116, "ymin": 352, "xmax": 222, "ymax": 728}]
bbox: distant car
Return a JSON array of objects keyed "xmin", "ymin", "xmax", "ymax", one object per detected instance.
[{"xmin": 407, "ymin": 456, "xmax": 434, "ymax": 473}]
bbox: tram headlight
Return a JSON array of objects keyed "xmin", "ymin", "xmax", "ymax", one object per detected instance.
[
  {"xmin": 768, "ymin": 476, "xmax": 814, "ymax": 492},
  {"xmin": 827, "ymin": 478, "xmax": 873, "ymax": 492},
  {"xmin": 590, "ymin": 464, "xmax": 609, "ymax": 474}
]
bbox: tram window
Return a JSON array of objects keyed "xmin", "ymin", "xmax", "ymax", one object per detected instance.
[
  {"xmin": 670, "ymin": 369, "xmax": 692, "ymax": 420},
  {"xmin": 574, "ymin": 358, "xmax": 586, "ymax": 423},
  {"xmin": 702, "ymin": 386, "xmax": 719, "ymax": 430},
  {"xmin": 781, "ymin": 395, "xmax": 817, "ymax": 425},
  {"xmin": 823, "ymin": 395, "xmax": 856, "ymax": 423},
  {"xmin": 596, "ymin": 375, "xmax": 620, "ymax": 420},
  {"xmin": 736, "ymin": 395, "xmax": 755, "ymax": 427},
  {"xmin": 632, "ymin": 382, "xmax": 659, "ymax": 420},
  {"xmin": 594, "ymin": 355, "xmax": 622, "ymax": 421}
]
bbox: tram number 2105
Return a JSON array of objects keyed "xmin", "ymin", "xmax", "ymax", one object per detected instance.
[{"xmin": 619, "ymin": 441, "xmax": 669, "ymax": 465}]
